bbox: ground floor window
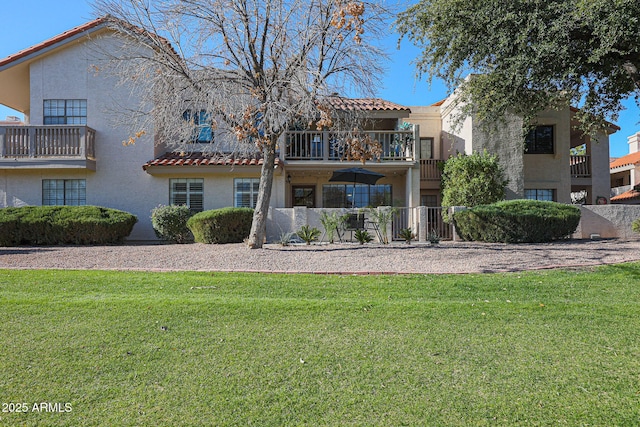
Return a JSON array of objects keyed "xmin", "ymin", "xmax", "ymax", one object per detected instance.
[
  {"xmin": 170, "ymin": 178, "xmax": 204, "ymax": 212},
  {"xmin": 235, "ymin": 178, "xmax": 260, "ymax": 208},
  {"xmin": 525, "ymin": 189, "xmax": 555, "ymax": 201},
  {"xmin": 42, "ymin": 179, "xmax": 86, "ymax": 205},
  {"xmin": 322, "ymin": 184, "xmax": 392, "ymax": 208}
]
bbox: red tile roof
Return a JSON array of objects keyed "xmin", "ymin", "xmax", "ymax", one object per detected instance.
[
  {"xmin": 326, "ymin": 97, "xmax": 410, "ymax": 112},
  {"xmin": 611, "ymin": 188, "xmax": 640, "ymax": 202},
  {"xmin": 142, "ymin": 152, "xmax": 279, "ymax": 170},
  {"xmin": 0, "ymin": 17, "xmax": 107, "ymax": 68},
  {"xmin": 610, "ymin": 151, "xmax": 640, "ymax": 169}
]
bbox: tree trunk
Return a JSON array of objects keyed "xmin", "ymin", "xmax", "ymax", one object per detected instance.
[{"xmin": 247, "ymin": 140, "xmax": 277, "ymax": 249}]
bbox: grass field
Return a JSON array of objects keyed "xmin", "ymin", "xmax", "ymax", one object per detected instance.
[{"xmin": 1, "ymin": 265, "xmax": 639, "ymax": 426}]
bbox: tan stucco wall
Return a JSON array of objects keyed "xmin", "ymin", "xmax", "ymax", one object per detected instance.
[
  {"xmin": 575, "ymin": 205, "xmax": 640, "ymax": 239},
  {"xmin": 522, "ymin": 109, "xmax": 572, "ymax": 203}
]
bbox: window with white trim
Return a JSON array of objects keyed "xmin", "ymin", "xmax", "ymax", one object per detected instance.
[
  {"xmin": 183, "ymin": 109, "xmax": 213, "ymax": 143},
  {"xmin": 42, "ymin": 179, "xmax": 86, "ymax": 205},
  {"xmin": 44, "ymin": 99, "xmax": 87, "ymax": 125},
  {"xmin": 525, "ymin": 189, "xmax": 555, "ymax": 201},
  {"xmin": 170, "ymin": 178, "xmax": 204, "ymax": 212},
  {"xmin": 234, "ymin": 178, "xmax": 260, "ymax": 208}
]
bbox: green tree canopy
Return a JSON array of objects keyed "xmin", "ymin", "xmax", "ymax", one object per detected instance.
[
  {"xmin": 397, "ymin": 0, "xmax": 640, "ymax": 134},
  {"xmin": 440, "ymin": 150, "xmax": 508, "ymax": 221}
]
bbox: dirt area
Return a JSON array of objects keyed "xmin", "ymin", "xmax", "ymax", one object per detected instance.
[{"xmin": 1, "ymin": 239, "xmax": 639, "ymax": 274}]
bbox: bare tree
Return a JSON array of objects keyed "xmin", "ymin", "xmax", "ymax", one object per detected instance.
[{"xmin": 92, "ymin": 0, "xmax": 390, "ymax": 248}]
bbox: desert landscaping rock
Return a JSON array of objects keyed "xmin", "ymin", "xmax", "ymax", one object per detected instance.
[{"xmin": 1, "ymin": 239, "xmax": 640, "ymax": 274}]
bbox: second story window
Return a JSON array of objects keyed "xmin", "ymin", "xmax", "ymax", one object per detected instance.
[
  {"xmin": 525, "ymin": 125, "xmax": 554, "ymax": 154},
  {"xmin": 44, "ymin": 99, "xmax": 87, "ymax": 125},
  {"xmin": 183, "ymin": 109, "xmax": 213, "ymax": 143}
]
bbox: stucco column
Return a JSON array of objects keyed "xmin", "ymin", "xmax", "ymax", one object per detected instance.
[{"xmin": 417, "ymin": 206, "xmax": 427, "ymax": 242}]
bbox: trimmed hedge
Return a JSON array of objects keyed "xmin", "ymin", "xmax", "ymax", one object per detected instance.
[
  {"xmin": 0, "ymin": 205, "xmax": 137, "ymax": 246},
  {"xmin": 151, "ymin": 204, "xmax": 194, "ymax": 243},
  {"xmin": 187, "ymin": 207, "xmax": 253, "ymax": 244},
  {"xmin": 452, "ymin": 200, "xmax": 581, "ymax": 243}
]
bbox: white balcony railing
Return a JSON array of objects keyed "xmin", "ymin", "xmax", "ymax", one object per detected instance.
[
  {"xmin": 611, "ymin": 185, "xmax": 633, "ymax": 197},
  {"xmin": 0, "ymin": 125, "xmax": 96, "ymax": 159},
  {"xmin": 282, "ymin": 129, "xmax": 415, "ymax": 161}
]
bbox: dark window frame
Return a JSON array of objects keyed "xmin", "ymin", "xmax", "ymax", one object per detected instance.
[
  {"xmin": 322, "ymin": 184, "xmax": 392, "ymax": 208},
  {"xmin": 43, "ymin": 99, "xmax": 87, "ymax": 125},
  {"xmin": 525, "ymin": 125, "xmax": 554, "ymax": 154},
  {"xmin": 524, "ymin": 189, "xmax": 555, "ymax": 202},
  {"xmin": 42, "ymin": 179, "xmax": 86, "ymax": 205}
]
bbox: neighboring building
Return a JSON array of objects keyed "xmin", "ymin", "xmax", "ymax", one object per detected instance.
[
  {"xmin": 0, "ymin": 18, "xmax": 619, "ymax": 240},
  {"xmin": 610, "ymin": 132, "xmax": 640, "ymax": 204},
  {"xmin": 406, "ymin": 98, "xmax": 618, "ymax": 207}
]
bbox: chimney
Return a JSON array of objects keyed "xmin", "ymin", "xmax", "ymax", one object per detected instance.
[{"xmin": 627, "ymin": 131, "xmax": 640, "ymax": 154}]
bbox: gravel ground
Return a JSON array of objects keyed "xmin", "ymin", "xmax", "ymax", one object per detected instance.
[{"xmin": 1, "ymin": 239, "xmax": 640, "ymax": 274}]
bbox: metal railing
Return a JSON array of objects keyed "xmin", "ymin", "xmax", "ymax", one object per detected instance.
[
  {"xmin": 391, "ymin": 206, "xmax": 453, "ymax": 241},
  {"xmin": 0, "ymin": 125, "xmax": 96, "ymax": 159},
  {"xmin": 283, "ymin": 129, "xmax": 415, "ymax": 161}
]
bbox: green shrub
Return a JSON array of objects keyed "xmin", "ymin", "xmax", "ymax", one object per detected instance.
[
  {"xmin": 452, "ymin": 200, "xmax": 580, "ymax": 243},
  {"xmin": 296, "ymin": 225, "xmax": 321, "ymax": 245},
  {"xmin": 354, "ymin": 229, "xmax": 373, "ymax": 244},
  {"xmin": 398, "ymin": 227, "xmax": 414, "ymax": 244},
  {"xmin": 632, "ymin": 218, "xmax": 640, "ymax": 235},
  {"xmin": 187, "ymin": 207, "xmax": 253, "ymax": 244},
  {"xmin": 0, "ymin": 205, "xmax": 137, "ymax": 246},
  {"xmin": 441, "ymin": 150, "xmax": 508, "ymax": 221},
  {"xmin": 151, "ymin": 205, "xmax": 194, "ymax": 243}
]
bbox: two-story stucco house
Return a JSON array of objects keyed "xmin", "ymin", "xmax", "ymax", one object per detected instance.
[
  {"xmin": 0, "ymin": 18, "xmax": 618, "ymax": 241},
  {"xmin": 406, "ymin": 97, "xmax": 618, "ymax": 209}
]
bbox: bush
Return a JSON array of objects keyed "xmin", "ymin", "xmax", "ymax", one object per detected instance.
[
  {"xmin": 452, "ymin": 200, "xmax": 580, "ymax": 243},
  {"xmin": 151, "ymin": 205, "xmax": 194, "ymax": 243},
  {"xmin": 296, "ymin": 225, "xmax": 321, "ymax": 245},
  {"xmin": 441, "ymin": 150, "xmax": 508, "ymax": 221},
  {"xmin": 0, "ymin": 205, "xmax": 137, "ymax": 246},
  {"xmin": 187, "ymin": 207, "xmax": 253, "ymax": 244},
  {"xmin": 633, "ymin": 218, "xmax": 640, "ymax": 234}
]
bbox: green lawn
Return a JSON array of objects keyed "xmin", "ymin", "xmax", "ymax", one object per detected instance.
[{"xmin": 0, "ymin": 265, "xmax": 639, "ymax": 426}]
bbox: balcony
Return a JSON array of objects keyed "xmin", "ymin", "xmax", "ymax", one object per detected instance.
[
  {"xmin": 570, "ymin": 155, "xmax": 591, "ymax": 178},
  {"xmin": 420, "ymin": 159, "xmax": 443, "ymax": 181},
  {"xmin": 281, "ymin": 129, "xmax": 415, "ymax": 162},
  {"xmin": 0, "ymin": 125, "xmax": 96, "ymax": 169}
]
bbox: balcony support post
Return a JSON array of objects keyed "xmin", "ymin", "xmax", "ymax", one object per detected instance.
[
  {"xmin": 79, "ymin": 127, "xmax": 86, "ymax": 158},
  {"xmin": 323, "ymin": 130, "xmax": 329, "ymax": 161},
  {"xmin": 28, "ymin": 128, "xmax": 36, "ymax": 158},
  {"xmin": 0, "ymin": 128, "xmax": 5, "ymax": 157}
]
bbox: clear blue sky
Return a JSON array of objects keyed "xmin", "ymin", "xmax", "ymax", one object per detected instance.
[{"xmin": 1, "ymin": 0, "xmax": 637, "ymax": 156}]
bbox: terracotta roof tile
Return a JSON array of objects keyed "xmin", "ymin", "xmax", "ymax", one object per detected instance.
[
  {"xmin": 142, "ymin": 151, "xmax": 279, "ymax": 170},
  {"xmin": 610, "ymin": 151, "xmax": 640, "ymax": 169},
  {"xmin": 611, "ymin": 189, "xmax": 640, "ymax": 202},
  {"xmin": 326, "ymin": 97, "xmax": 410, "ymax": 112},
  {"xmin": 0, "ymin": 17, "xmax": 107, "ymax": 68}
]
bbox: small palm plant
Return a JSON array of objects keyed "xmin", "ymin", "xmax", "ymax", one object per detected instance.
[
  {"xmin": 427, "ymin": 229, "xmax": 441, "ymax": 244},
  {"xmin": 354, "ymin": 229, "xmax": 373, "ymax": 245},
  {"xmin": 366, "ymin": 207, "xmax": 397, "ymax": 244},
  {"xmin": 398, "ymin": 227, "xmax": 414, "ymax": 244},
  {"xmin": 296, "ymin": 225, "xmax": 321, "ymax": 245},
  {"xmin": 319, "ymin": 211, "xmax": 348, "ymax": 243}
]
